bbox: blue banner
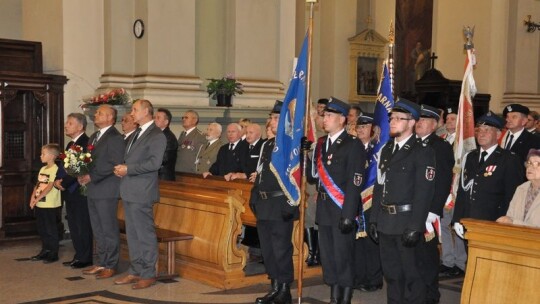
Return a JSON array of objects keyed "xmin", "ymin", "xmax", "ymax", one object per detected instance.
[
  {"xmin": 361, "ymin": 62, "xmax": 394, "ymax": 205},
  {"xmin": 270, "ymin": 34, "xmax": 308, "ymax": 206}
]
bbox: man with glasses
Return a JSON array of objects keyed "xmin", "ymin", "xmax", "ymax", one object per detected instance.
[
  {"xmin": 368, "ymin": 98, "xmax": 436, "ymax": 304},
  {"xmin": 453, "ymin": 111, "xmax": 524, "ymax": 237},
  {"xmin": 175, "ymin": 110, "xmax": 206, "ymax": 173}
]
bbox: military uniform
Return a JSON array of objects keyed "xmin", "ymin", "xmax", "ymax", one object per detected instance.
[
  {"xmin": 453, "ymin": 146, "xmax": 524, "ymax": 222},
  {"xmin": 195, "ymin": 139, "xmax": 223, "ymax": 174},
  {"xmin": 175, "ymin": 128, "xmax": 205, "ymax": 173},
  {"xmin": 308, "ymin": 130, "xmax": 366, "ymax": 289},
  {"xmin": 159, "ymin": 127, "xmax": 178, "ymax": 181},
  {"xmin": 371, "ymin": 134, "xmax": 436, "ymax": 304},
  {"xmin": 502, "ymin": 104, "xmax": 540, "ymax": 164}
]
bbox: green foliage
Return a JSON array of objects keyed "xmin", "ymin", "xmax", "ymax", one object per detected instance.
[{"xmin": 206, "ymin": 75, "xmax": 244, "ymax": 99}]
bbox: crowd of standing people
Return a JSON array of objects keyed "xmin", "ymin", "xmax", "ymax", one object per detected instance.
[{"xmin": 28, "ymin": 96, "xmax": 540, "ymax": 303}]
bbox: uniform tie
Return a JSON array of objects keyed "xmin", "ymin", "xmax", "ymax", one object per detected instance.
[
  {"xmin": 479, "ymin": 150, "xmax": 488, "ymax": 167},
  {"xmin": 504, "ymin": 133, "xmax": 514, "ymax": 150},
  {"xmin": 229, "ymin": 143, "xmax": 234, "ymax": 151},
  {"xmin": 249, "ymin": 144, "xmax": 254, "ymax": 150},
  {"xmin": 393, "ymin": 143, "xmax": 400, "ymax": 155}
]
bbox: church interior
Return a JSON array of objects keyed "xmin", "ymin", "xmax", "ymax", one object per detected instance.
[{"xmin": 1, "ymin": 0, "xmax": 539, "ymax": 303}]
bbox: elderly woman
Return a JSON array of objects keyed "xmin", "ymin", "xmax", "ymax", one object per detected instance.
[{"xmin": 497, "ymin": 149, "xmax": 540, "ymax": 227}]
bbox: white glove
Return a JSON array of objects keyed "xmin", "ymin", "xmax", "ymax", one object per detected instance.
[
  {"xmin": 426, "ymin": 212, "xmax": 438, "ymax": 223},
  {"xmin": 454, "ymin": 222, "xmax": 465, "ymax": 239}
]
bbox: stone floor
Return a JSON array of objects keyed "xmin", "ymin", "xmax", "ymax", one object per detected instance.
[{"xmin": 0, "ymin": 239, "xmax": 462, "ymax": 304}]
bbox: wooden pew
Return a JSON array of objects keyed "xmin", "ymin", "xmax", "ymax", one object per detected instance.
[
  {"xmin": 117, "ymin": 174, "xmax": 321, "ymax": 289},
  {"xmin": 461, "ymin": 219, "xmax": 540, "ymax": 303}
]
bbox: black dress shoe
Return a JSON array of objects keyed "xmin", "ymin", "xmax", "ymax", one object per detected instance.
[
  {"xmin": 440, "ymin": 266, "xmax": 465, "ymax": 278},
  {"xmin": 31, "ymin": 250, "xmax": 50, "ymax": 261},
  {"xmin": 63, "ymin": 259, "xmax": 77, "ymax": 266},
  {"xmin": 71, "ymin": 261, "xmax": 93, "ymax": 269},
  {"xmin": 358, "ymin": 283, "xmax": 383, "ymax": 292},
  {"xmin": 42, "ymin": 254, "xmax": 59, "ymax": 264}
]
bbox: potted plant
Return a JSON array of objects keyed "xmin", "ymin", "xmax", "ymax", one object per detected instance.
[
  {"xmin": 81, "ymin": 88, "xmax": 132, "ymax": 121},
  {"xmin": 206, "ymin": 74, "xmax": 244, "ymax": 107}
]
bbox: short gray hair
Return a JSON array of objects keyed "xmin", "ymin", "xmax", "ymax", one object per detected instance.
[{"xmin": 67, "ymin": 113, "xmax": 87, "ymax": 130}]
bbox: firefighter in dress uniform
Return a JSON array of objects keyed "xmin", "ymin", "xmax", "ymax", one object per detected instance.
[
  {"xmin": 368, "ymin": 98, "xmax": 436, "ymax": 304},
  {"xmin": 250, "ymin": 101, "xmax": 297, "ymax": 304},
  {"xmin": 306, "ymin": 97, "xmax": 366, "ymax": 304}
]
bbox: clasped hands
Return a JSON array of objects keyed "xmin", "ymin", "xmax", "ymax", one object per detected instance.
[
  {"xmin": 113, "ymin": 164, "xmax": 128, "ymax": 177},
  {"xmin": 367, "ymin": 223, "xmax": 422, "ymax": 247}
]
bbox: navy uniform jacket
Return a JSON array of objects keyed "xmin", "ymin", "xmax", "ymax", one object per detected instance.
[
  {"xmin": 453, "ymin": 146, "xmax": 524, "ymax": 222},
  {"xmin": 209, "ymin": 140, "xmax": 249, "ymax": 176},
  {"xmin": 371, "ymin": 135, "xmax": 436, "ymax": 234},
  {"xmin": 506, "ymin": 130, "xmax": 540, "ymax": 164},
  {"xmin": 250, "ymin": 138, "xmax": 298, "ymax": 221},
  {"xmin": 421, "ymin": 133, "xmax": 454, "ymax": 216},
  {"xmin": 307, "ymin": 130, "xmax": 366, "ymax": 227}
]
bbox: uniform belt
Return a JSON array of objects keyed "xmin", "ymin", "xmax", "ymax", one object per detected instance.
[
  {"xmin": 318, "ymin": 191, "xmax": 329, "ymax": 200},
  {"xmin": 381, "ymin": 203, "xmax": 412, "ymax": 214},
  {"xmin": 258, "ymin": 191, "xmax": 285, "ymax": 200}
]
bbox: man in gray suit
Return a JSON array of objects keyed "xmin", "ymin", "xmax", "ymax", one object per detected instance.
[
  {"xmin": 78, "ymin": 105, "xmax": 125, "ymax": 279},
  {"xmin": 175, "ymin": 110, "xmax": 206, "ymax": 173},
  {"xmin": 195, "ymin": 122, "xmax": 223, "ymax": 174},
  {"xmin": 113, "ymin": 99, "xmax": 166, "ymax": 290}
]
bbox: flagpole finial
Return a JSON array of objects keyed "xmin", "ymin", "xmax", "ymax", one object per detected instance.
[
  {"xmin": 388, "ymin": 21, "xmax": 395, "ymax": 45},
  {"xmin": 463, "ymin": 26, "xmax": 475, "ymax": 50},
  {"xmin": 306, "ymin": 0, "xmax": 317, "ymax": 3}
]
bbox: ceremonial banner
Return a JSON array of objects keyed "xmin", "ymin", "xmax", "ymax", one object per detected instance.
[
  {"xmin": 361, "ymin": 62, "xmax": 394, "ymax": 209},
  {"xmin": 446, "ymin": 46, "xmax": 477, "ymax": 209},
  {"xmin": 270, "ymin": 34, "xmax": 308, "ymax": 206}
]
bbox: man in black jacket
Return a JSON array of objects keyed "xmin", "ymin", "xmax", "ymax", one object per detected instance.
[
  {"xmin": 502, "ymin": 104, "xmax": 540, "ymax": 164},
  {"xmin": 250, "ymin": 101, "xmax": 297, "ymax": 304},
  {"xmin": 203, "ymin": 123, "xmax": 248, "ymax": 178},
  {"xmin": 415, "ymin": 104, "xmax": 455, "ymax": 304},
  {"xmin": 154, "ymin": 108, "xmax": 178, "ymax": 181},
  {"xmin": 369, "ymin": 98, "xmax": 436, "ymax": 304},
  {"xmin": 307, "ymin": 97, "xmax": 366, "ymax": 304},
  {"xmin": 54, "ymin": 113, "xmax": 93, "ymax": 269}
]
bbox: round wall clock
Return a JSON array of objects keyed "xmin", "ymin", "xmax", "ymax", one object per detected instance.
[{"xmin": 133, "ymin": 19, "xmax": 144, "ymax": 39}]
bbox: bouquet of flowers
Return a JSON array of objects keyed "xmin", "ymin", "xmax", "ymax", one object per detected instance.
[
  {"xmin": 82, "ymin": 88, "xmax": 132, "ymax": 108},
  {"xmin": 59, "ymin": 144, "xmax": 94, "ymax": 195}
]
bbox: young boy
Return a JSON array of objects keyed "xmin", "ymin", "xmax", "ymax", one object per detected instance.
[{"xmin": 30, "ymin": 144, "xmax": 62, "ymax": 263}]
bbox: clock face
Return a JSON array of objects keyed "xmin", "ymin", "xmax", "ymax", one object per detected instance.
[{"xmin": 133, "ymin": 19, "xmax": 144, "ymax": 38}]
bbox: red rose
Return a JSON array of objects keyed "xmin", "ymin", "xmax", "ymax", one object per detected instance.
[
  {"xmin": 87, "ymin": 144, "xmax": 95, "ymax": 151},
  {"xmin": 59, "ymin": 153, "xmax": 66, "ymax": 160}
]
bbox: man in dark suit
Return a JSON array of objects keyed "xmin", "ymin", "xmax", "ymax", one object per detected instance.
[
  {"xmin": 453, "ymin": 111, "xmax": 524, "ymax": 236},
  {"xmin": 225, "ymin": 123, "xmax": 264, "ymax": 181},
  {"xmin": 78, "ymin": 105, "xmax": 125, "ymax": 279},
  {"xmin": 121, "ymin": 113, "xmax": 138, "ymax": 143},
  {"xmin": 250, "ymin": 101, "xmax": 298, "ymax": 304},
  {"xmin": 369, "ymin": 98, "xmax": 436, "ymax": 304},
  {"xmin": 195, "ymin": 122, "xmax": 223, "ymax": 174},
  {"xmin": 54, "ymin": 113, "xmax": 93, "ymax": 269},
  {"xmin": 154, "ymin": 108, "xmax": 178, "ymax": 181},
  {"xmin": 175, "ymin": 110, "xmax": 206, "ymax": 173},
  {"xmin": 114, "ymin": 99, "xmax": 166, "ymax": 289},
  {"xmin": 502, "ymin": 104, "xmax": 540, "ymax": 164},
  {"xmin": 415, "ymin": 104, "xmax": 455, "ymax": 304},
  {"xmin": 526, "ymin": 111, "xmax": 539, "ymax": 135},
  {"xmin": 307, "ymin": 97, "xmax": 366, "ymax": 304},
  {"xmin": 203, "ymin": 123, "xmax": 248, "ymax": 178}
]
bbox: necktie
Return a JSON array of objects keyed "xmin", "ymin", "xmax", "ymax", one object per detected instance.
[
  {"xmin": 249, "ymin": 144, "xmax": 254, "ymax": 150},
  {"xmin": 326, "ymin": 138, "xmax": 332, "ymax": 152},
  {"xmin": 229, "ymin": 143, "xmax": 234, "ymax": 150},
  {"xmin": 66, "ymin": 141, "xmax": 74, "ymax": 150},
  {"xmin": 505, "ymin": 134, "xmax": 514, "ymax": 150},
  {"xmin": 393, "ymin": 143, "xmax": 400, "ymax": 155},
  {"xmin": 479, "ymin": 151, "xmax": 488, "ymax": 167},
  {"xmin": 127, "ymin": 127, "xmax": 142, "ymax": 152},
  {"xmin": 92, "ymin": 130, "xmax": 101, "ymax": 145}
]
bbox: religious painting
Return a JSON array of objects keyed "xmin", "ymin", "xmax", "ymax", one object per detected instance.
[
  {"xmin": 356, "ymin": 57, "xmax": 378, "ymax": 96},
  {"xmin": 395, "ymin": 0, "xmax": 433, "ymax": 96}
]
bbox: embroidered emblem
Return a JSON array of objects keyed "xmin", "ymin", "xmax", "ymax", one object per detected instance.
[
  {"xmin": 353, "ymin": 173, "xmax": 363, "ymax": 186},
  {"xmin": 425, "ymin": 166, "xmax": 436, "ymax": 181},
  {"xmin": 506, "ymin": 105, "xmax": 512, "ymax": 112}
]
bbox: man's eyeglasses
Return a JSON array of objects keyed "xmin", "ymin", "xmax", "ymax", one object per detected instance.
[
  {"xmin": 389, "ymin": 117, "xmax": 413, "ymax": 122},
  {"xmin": 525, "ymin": 160, "xmax": 540, "ymax": 168}
]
